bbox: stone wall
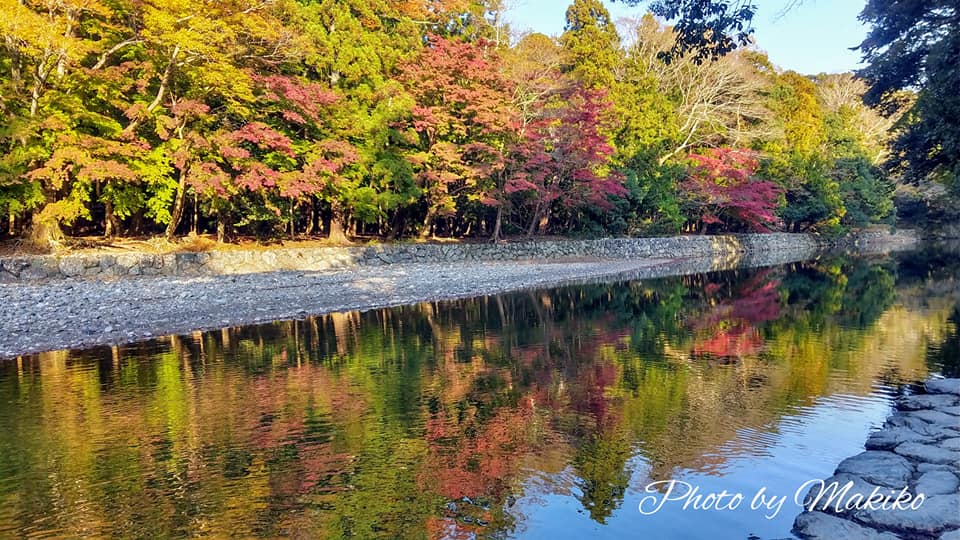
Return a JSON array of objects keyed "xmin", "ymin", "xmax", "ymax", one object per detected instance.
[{"xmin": 0, "ymin": 230, "xmax": 918, "ymax": 283}]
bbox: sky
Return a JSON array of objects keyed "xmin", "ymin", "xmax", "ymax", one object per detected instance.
[{"xmin": 503, "ymin": 0, "xmax": 869, "ymax": 74}]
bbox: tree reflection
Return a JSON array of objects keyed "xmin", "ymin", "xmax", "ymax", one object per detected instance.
[{"xmin": 0, "ymin": 253, "xmax": 954, "ymax": 538}]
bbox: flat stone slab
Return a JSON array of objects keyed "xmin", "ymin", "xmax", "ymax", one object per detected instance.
[
  {"xmin": 920, "ymin": 463, "xmax": 956, "ymax": 474},
  {"xmin": 895, "ymin": 442, "xmax": 960, "ymax": 465},
  {"xmin": 940, "ymin": 438, "xmax": 960, "ymax": 451},
  {"xmin": 887, "ymin": 414, "xmax": 960, "ymax": 440},
  {"xmin": 793, "ymin": 511, "xmax": 900, "ymax": 540},
  {"xmin": 899, "ymin": 394, "xmax": 960, "ymax": 411},
  {"xmin": 940, "ymin": 529, "xmax": 960, "ymax": 540},
  {"xmin": 886, "ymin": 412, "xmax": 942, "ymax": 433},
  {"xmin": 866, "ymin": 427, "xmax": 936, "ymax": 451},
  {"xmin": 908, "ymin": 409, "xmax": 960, "ymax": 426},
  {"xmin": 802, "ymin": 473, "xmax": 901, "ymax": 515},
  {"xmin": 914, "ymin": 470, "xmax": 960, "ymax": 496},
  {"xmin": 855, "ymin": 494, "xmax": 960, "ymax": 536},
  {"xmin": 836, "ymin": 451, "xmax": 914, "ymax": 488},
  {"xmin": 927, "ymin": 379, "xmax": 960, "ymax": 396}
]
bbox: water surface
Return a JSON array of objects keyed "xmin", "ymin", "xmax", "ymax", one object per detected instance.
[{"xmin": 1, "ymin": 250, "xmax": 957, "ymax": 539}]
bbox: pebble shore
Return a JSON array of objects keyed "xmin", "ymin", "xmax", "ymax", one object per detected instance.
[
  {"xmin": 793, "ymin": 378, "xmax": 960, "ymax": 540},
  {"xmin": 1, "ymin": 256, "xmax": 731, "ymax": 358},
  {"xmin": 0, "ymin": 232, "xmax": 916, "ymax": 360}
]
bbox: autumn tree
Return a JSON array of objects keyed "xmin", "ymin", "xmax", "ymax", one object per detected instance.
[
  {"xmin": 398, "ymin": 35, "xmax": 517, "ymax": 238},
  {"xmin": 494, "ymin": 32, "xmax": 567, "ymax": 240},
  {"xmin": 620, "ymin": 17, "xmax": 772, "ymax": 165},
  {"xmin": 0, "ymin": 0, "xmax": 139, "ymax": 246},
  {"xmin": 759, "ymin": 71, "xmax": 845, "ymax": 233},
  {"xmin": 682, "ymin": 148, "xmax": 782, "ymax": 232},
  {"xmin": 816, "ymin": 73, "xmax": 895, "ymax": 165},
  {"xmin": 509, "ymin": 88, "xmax": 626, "ymax": 236}
]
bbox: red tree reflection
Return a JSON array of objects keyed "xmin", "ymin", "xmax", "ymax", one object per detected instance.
[{"xmin": 690, "ymin": 270, "xmax": 782, "ymax": 360}]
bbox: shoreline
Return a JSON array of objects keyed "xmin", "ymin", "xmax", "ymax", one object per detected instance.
[
  {"xmin": 792, "ymin": 378, "xmax": 960, "ymax": 540},
  {"xmin": 0, "ymin": 231, "xmax": 916, "ymax": 283},
  {"xmin": 1, "ymin": 232, "xmax": 918, "ymax": 359}
]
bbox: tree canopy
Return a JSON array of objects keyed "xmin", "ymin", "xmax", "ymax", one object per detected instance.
[{"xmin": 0, "ymin": 0, "xmax": 918, "ymax": 247}]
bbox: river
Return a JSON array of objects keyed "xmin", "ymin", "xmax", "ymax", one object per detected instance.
[{"xmin": 0, "ymin": 248, "xmax": 956, "ymax": 539}]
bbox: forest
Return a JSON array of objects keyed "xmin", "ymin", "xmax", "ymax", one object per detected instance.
[{"xmin": 0, "ymin": 0, "xmax": 955, "ymax": 248}]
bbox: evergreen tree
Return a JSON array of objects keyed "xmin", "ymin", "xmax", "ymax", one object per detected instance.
[
  {"xmin": 859, "ymin": 0, "xmax": 960, "ymax": 191},
  {"xmin": 560, "ymin": 0, "xmax": 622, "ymax": 89}
]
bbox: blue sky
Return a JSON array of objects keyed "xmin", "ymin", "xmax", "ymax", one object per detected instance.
[{"xmin": 504, "ymin": 0, "xmax": 868, "ymax": 74}]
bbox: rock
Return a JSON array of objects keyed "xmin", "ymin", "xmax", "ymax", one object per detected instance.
[
  {"xmin": 919, "ymin": 463, "xmax": 955, "ymax": 474},
  {"xmin": 866, "ymin": 427, "xmax": 935, "ymax": 451},
  {"xmin": 887, "ymin": 413, "xmax": 938, "ymax": 433},
  {"xmin": 793, "ymin": 511, "xmax": 900, "ymax": 540},
  {"xmin": 58, "ymin": 257, "xmax": 85, "ymax": 277},
  {"xmin": 894, "ymin": 442, "xmax": 960, "ymax": 465},
  {"xmin": 908, "ymin": 409, "xmax": 960, "ymax": 426},
  {"xmin": 802, "ymin": 473, "xmax": 900, "ymax": 514},
  {"xmin": 836, "ymin": 451, "xmax": 914, "ymax": 488},
  {"xmin": 941, "ymin": 438, "xmax": 960, "ymax": 451},
  {"xmin": 887, "ymin": 414, "xmax": 960, "ymax": 440},
  {"xmin": 914, "ymin": 470, "xmax": 960, "ymax": 496},
  {"xmin": 940, "ymin": 529, "xmax": 960, "ymax": 540},
  {"xmin": 927, "ymin": 379, "xmax": 960, "ymax": 396},
  {"xmin": 855, "ymin": 494, "xmax": 960, "ymax": 536},
  {"xmin": 928, "ymin": 424, "xmax": 960, "ymax": 442},
  {"xmin": 899, "ymin": 394, "xmax": 960, "ymax": 411}
]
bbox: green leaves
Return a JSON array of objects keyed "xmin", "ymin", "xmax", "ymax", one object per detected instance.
[
  {"xmin": 0, "ymin": 0, "xmax": 911, "ymax": 242},
  {"xmin": 858, "ymin": 0, "xmax": 959, "ymax": 219}
]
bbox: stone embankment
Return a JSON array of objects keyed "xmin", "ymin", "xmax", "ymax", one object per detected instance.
[
  {"xmin": 0, "ymin": 230, "xmax": 917, "ymax": 283},
  {"xmin": 793, "ymin": 378, "xmax": 960, "ymax": 540}
]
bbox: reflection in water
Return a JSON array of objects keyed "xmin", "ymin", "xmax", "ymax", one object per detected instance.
[{"xmin": 0, "ymin": 252, "xmax": 956, "ymax": 539}]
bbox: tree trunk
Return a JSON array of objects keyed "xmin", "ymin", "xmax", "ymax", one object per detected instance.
[
  {"xmin": 166, "ymin": 169, "xmax": 188, "ymax": 241},
  {"xmin": 305, "ymin": 197, "xmax": 316, "ymax": 236},
  {"xmin": 104, "ymin": 199, "xmax": 118, "ymax": 238},
  {"xmin": 419, "ymin": 207, "xmax": 435, "ymax": 239},
  {"xmin": 526, "ymin": 201, "xmax": 542, "ymax": 238},
  {"xmin": 131, "ymin": 210, "xmax": 145, "ymax": 235},
  {"xmin": 289, "ymin": 199, "xmax": 296, "ymax": 240},
  {"xmin": 28, "ymin": 209, "xmax": 64, "ymax": 250},
  {"xmin": 191, "ymin": 190, "xmax": 199, "ymax": 235},
  {"xmin": 216, "ymin": 211, "xmax": 229, "ymax": 243},
  {"xmin": 387, "ymin": 210, "xmax": 405, "ymax": 241},
  {"xmin": 328, "ymin": 203, "xmax": 349, "ymax": 244},
  {"xmin": 490, "ymin": 205, "xmax": 503, "ymax": 243}
]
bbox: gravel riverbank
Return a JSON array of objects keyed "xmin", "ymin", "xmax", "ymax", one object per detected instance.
[
  {"xmin": 2, "ymin": 256, "xmax": 718, "ymax": 358},
  {"xmin": 793, "ymin": 378, "xmax": 960, "ymax": 540},
  {"xmin": 0, "ymin": 229, "xmax": 919, "ymax": 358}
]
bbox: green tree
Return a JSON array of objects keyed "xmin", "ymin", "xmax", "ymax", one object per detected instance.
[
  {"xmin": 614, "ymin": 0, "xmax": 757, "ymax": 62},
  {"xmin": 858, "ymin": 0, "xmax": 960, "ymax": 188},
  {"xmin": 761, "ymin": 71, "xmax": 845, "ymax": 233},
  {"xmin": 560, "ymin": 0, "xmax": 621, "ymax": 89},
  {"xmin": 833, "ymin": 157, "xmax": 894, "ymax": 228}
]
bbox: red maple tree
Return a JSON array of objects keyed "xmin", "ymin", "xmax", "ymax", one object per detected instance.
[
  {"xmin": 683, "ymin": 148, "xmax": 782, "ymax": 232},
  {"xmin": 507, "ymin": 87, "xmax": 626, "ymax": 236},
  {"xmin": 398, "ymin": 34, "xmax": 518, "ymax": 237}
]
